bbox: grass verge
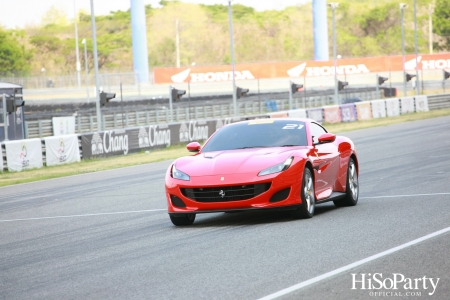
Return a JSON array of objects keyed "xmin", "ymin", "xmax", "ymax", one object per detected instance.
[{"xmin": 1, "ymin": 108, "xmax": 450, "ymax": 187}]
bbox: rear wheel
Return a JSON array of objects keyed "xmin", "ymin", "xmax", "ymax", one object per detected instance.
[
  {"xmin": 169, "ymin": 213, "xmax": 196, "ymax": 226},
  {"xmin": 292, "ymin": 168, "xmax": 315, "ymax": 219},
  {"xmin": 334, "ymin": 158, "xmax": 358, "ymax": 207}
]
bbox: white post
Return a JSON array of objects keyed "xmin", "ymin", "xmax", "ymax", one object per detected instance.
[
  {"xmin": 228, "ymin": 0, "xmax": 238, "ymax": 116},
  {"xmin": 90, "ymin": 0, "xmax": 102, "ymax": 131},
  {"xmin": 74, "ymin": 0, "xmax": 81, "ymax": 89}
]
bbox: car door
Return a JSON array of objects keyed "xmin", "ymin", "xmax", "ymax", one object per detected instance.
[{"xmin": 309, "ymin": 122, "xmax": 339, "ymax": 200}]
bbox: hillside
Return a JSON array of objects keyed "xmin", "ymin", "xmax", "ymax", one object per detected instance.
[{"xmin": 0, "ymin": 0, "xmax": 446, "ymax": 77}]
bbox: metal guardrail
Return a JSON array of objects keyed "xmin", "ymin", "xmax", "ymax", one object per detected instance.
[
  {"xmin": 24, "ymin": 90, "xmax": 382, "ymax": 139},
  {"xmin": 427, "ymin": 93, "xmax": 450, "ymax": 110}
]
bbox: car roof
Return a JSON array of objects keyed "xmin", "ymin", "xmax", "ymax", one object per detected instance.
[{"xmin": 235, "ymin": 118, "xmax": 317, "ymax": 124}]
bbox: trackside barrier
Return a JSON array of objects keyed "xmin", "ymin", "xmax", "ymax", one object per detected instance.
[
  {"xmin": 0, "ymin": 95, "xmax": 434, "ymax": 172},
  {"xmin": 355, "ymin": 102, "xmax": 372, "ymax": 120},
  {"xmin": 3, "ymin": 139, "xmax": 43, "ymax": 172},
  {"xmin": 0, "ymin": 115, "xmax": 269, "ymax": 171},
  {"xmin": 386, "ymin": 98, "xmax": 400, "ymax": 117},
  {"xmin": 44, "ymin": 135, "xmax": 80, "ymax": 167},
  {"xmin": 340, "ymin": 104, "xmax": 357, "ymax": 122},
  {"xmin": 323, "ymin": 106, "xmax": 342, "ymax": 123}
]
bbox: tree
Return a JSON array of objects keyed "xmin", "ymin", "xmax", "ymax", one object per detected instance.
[
  {"xmin": 433, "ymin": 0, "xmax": 450, "ymax": 51},
  {"xmin": 0, "ymin": 29, "xmax": 32, "ymax": 75}
]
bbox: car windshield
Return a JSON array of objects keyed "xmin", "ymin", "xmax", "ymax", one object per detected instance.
[{"xmin": 201, "ymin": 119, "xmax": 308, "ymax": 152}]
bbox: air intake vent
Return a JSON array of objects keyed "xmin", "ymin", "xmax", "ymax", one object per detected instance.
[{"xmin": 181, "ymin": 183, "xmax": 271, "ymax": 202}]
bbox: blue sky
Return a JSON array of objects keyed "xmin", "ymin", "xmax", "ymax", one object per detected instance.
[{"xmin": 0, "ymin": 0, "xmax": 310, "ymax": 29}]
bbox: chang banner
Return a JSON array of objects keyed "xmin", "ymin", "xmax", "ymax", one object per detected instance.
[
  {"xmin": 44, "ymin": 135, "xmax": 81, "ymax": 166},
  {"xmin": 80, "ymin": 116, "xmax": 269, "ymax": 159},
  {"xmin": 4, "ymin": 138, "xmax": 43, "ymax": 172}
]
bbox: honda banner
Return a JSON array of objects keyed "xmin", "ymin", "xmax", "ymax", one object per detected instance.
[
  {"xmin": 4, "ymin": 138, "xmax": 43, "ymax": 172},
  {"xmin": 400, "ymin": 97, "xmax": 415, "ymax": 114},
  {"xmin": 44, "ymin": 135, "xmax": 81, "ymax": 167},
  {"xmin": 52, "ymin": 117, "xmax": 76, "ymax": 136},
  {"xmin": 386, "ymin": 98, "xmax": 400, "ymax": 117},
  {"xmin": 324, "ymin": 106, "xmax": 342, "ymax": 123},
  {"xmin": 415, "ymin": 96, "xmax": 429, "ymax": 112},
  {"xmin": 371, "ymin": 100, "xmax": 387, "ymax": 118},
  {"xmin": 355, "ymin": 102, "xmax": 372, "ymax": 121},
  {"xmin": 153, "ymin": 53, "xmax": 450, "ymax": 84}
]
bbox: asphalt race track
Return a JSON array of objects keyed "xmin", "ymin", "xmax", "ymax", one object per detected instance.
[{"xmin": 1, "ymin": 116, "xmax": 450, "ymax": 300}]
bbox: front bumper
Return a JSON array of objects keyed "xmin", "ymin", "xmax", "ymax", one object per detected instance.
[{"xmin": 165, "ymin": 162, "xmax": 305, "ymax": 214}]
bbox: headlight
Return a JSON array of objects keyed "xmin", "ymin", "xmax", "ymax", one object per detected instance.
[
  {"xmin": 171, "ymin": 164, "xmax": 190, "ymax": 181},
  {"xmin": 258, "ymin": 156, "xmax": 294, "ymax": 176}
]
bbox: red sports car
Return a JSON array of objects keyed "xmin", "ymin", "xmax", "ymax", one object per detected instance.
[{"xmin": 165, "ymin": 118, "xmax": 359, "ymax": 226}]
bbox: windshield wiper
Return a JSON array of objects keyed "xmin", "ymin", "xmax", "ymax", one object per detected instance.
[{"xmin": 236, "ymin": 146, "xmax": 269, "ymax": 149}]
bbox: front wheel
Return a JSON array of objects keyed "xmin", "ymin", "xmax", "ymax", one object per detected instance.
[
  {"xmin": 292, "ymin": 168, "xmax": 315, "ymax": 219},
  {"xmin": 334, "ymin": 158, "xmax": 358, "ymax": 207},
  {"xmin": 169, "ymin": 213, "xmax": 196, "ymax": 226}
]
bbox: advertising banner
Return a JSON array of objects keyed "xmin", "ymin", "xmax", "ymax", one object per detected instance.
[
  {"xmin": 400, "ymin": 97, "xmax": 415, "ymax": 114},
  {"xmin": 80, "ymin": 116, "xmax": 271, "ymax": 159},
  {"xmin": 44, "ymin": 135, "xmax": 81, "ymax": 166},
  {"xmin": 269, "ymin": 112, "xmax": 289, "ymax": 118},
  {"xmin": 287, "ymin": 109, "xmax": 307, "ymax": 119},
  {"xmin": 385, "ymin": 98, "xmax": 400, "ymax": 117},
  {"xmin": 52, "ymin": 117, "xmax": 76, "ymax": 136},
  {"xmin": 153, "ymin": 53, "xmax": 450, "ymax": 84},
  {"xmin": 371, "ymin": 100, "xmax": 387, "ymax": 118},
  {"xmin": 4, "ymin": 138, "xmax": 43, "ymax": 172},
  {"xmin": 307, "ymin": 108, "xmax": 324, "ymax": 123},
  {"xmin": 323, "ymin": 106, "xmax": 342, "ymax": 123},
  {"xmin": 355, "ymin": 102, "xmax": 372, "ymax": 121},
  {"xmin": 415, "ymin": 96, "xmax": 429, "ymax": 112},
  {"xmin": 0, "ymin": 145, "xmax": 3, "ymax": 172},
  {"xmin": 340, "ymin": 104, "xmax": 357, "ymax": 122}
]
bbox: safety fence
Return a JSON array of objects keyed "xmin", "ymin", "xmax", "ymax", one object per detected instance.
[
  {"xmin": 24, "ymin": 89, "xmax": 382, "ymax": 139},
  {"xmin": 0, "ymin": 94, "xmax": 438, "ymax": 172}
]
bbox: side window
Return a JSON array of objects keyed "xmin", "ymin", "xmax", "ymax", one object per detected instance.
[{"xmin": 309, "ymin": 123, "xmax": 327, "ymax": 144}]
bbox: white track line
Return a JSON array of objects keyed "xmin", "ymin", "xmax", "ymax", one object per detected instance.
[
  {"xmin": 257, "ymin": 226, "xmax": 450, "ymax": 300},
  {"xmin": 0, "ymin": 209, "xmax": 166, "ymax": 222},
  {"xmin": 360, "ymin": 192, "xmax": 450, "ymax": 199}
]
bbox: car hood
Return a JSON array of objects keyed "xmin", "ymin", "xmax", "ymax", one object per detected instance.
[{"xmin": 174, "ymin": 147, "xmax": 306, "ymax": 176}]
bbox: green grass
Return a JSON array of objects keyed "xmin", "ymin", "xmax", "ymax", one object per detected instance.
[{"xmin": 1, "ymin": 108, "xmax": 450, "ymax": 187}]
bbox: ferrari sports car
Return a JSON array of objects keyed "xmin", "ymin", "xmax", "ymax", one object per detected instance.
[{"xmin": 165, "ymin": 118, "xmax": 359, "ymax": 226}]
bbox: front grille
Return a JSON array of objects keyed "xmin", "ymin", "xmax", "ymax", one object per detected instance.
[{"xmin": 181, "ymin": 183, "xmax": 271, "ymax": 202}]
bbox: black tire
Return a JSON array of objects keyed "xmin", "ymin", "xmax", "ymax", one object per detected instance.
[
  {"xmin": 292, "ymin": 168, "xmax": 315, "ymax": 219},
  {"xmin": 169, "ymin": 213, "xmax": 196, "ymax": 226},
  {"xmin": 334, "ymin": 158, "xmax": 359, "ymax": 207}
]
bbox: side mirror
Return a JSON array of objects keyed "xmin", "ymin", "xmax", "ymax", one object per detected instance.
[
  {"xmin": 187, "ymin": 142, "xmax": 201, "ymax": 152},
  {"xmin": 317, "ymin": 133, "xmax": 336, "ymax": 144}
]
